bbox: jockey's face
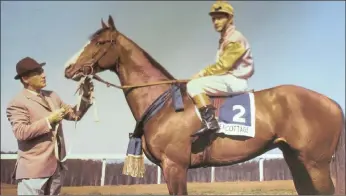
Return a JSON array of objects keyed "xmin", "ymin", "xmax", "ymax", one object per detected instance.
[
  {"xmin": 21, "ymin": 67, "xmax": 47, "ymax": 91},
  {"xmin": 211, "ymin": 13, "xmax": 232, "ymax": 32}
]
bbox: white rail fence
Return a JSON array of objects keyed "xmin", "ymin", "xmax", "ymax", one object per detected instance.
[{"xmin": 1, "ymin": 153, "xmax": 283, "ymax": 186}]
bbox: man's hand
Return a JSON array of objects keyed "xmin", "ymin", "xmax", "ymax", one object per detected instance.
[
  {"xmin": 81, "ymin": 77, "xmax": 94, "ymax": 98},
  {"xmin": 62, "ymin": 103, "xmax": 80, "ymax": 120},
  {"xmin": 191, "ymin": 70, "xmax": 205, "ymax": 79},
  {"xmin": 47, "ymin": 108, "xmax": 66, "ymax": 124},
  {"xmin": 61, "ymin": 104, "xmax": 73, "ymax": 115},
  {"xmin": 191, "ymin": 73, "xmax": 200, "ymax": 79}
]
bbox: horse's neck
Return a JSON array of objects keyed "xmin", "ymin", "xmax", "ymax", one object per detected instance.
[{"xmin": 118, "ymin": 35, "xmax": 174, "ymax": 121}]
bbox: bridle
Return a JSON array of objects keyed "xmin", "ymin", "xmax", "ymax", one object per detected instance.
[{"xmin": 78, "ymin": 32, "xmax": 118, "ymax": 81}]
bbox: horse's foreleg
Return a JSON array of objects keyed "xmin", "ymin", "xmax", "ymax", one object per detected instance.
[{"xmin": 161, "ymin": 159, "xmax": 188, "ymax": 195}]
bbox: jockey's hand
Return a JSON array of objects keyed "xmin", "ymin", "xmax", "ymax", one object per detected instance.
[{"xmin": 191, "ymin": 73, "xmax": 201, "ymax": 79}]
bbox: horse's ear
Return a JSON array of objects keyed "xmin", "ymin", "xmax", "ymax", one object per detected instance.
[
  {"xmin": 108, "ymin": 15, "xmax": 117, "ymax": 31},
  {"xmin": 101, "ymin": 18, "xmax": 107, "ymax": 29}
]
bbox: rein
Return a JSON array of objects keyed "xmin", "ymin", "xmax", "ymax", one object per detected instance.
[{"xmin": 91, "ymin": 74, "xmax": 190, "ymax": 89}]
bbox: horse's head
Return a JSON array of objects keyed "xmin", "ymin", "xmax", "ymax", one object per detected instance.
[{"xmin": 64, "ymin": 15, "xmax": 121, "ymax": 81}]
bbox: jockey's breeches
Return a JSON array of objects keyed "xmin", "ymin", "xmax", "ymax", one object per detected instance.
[{"xmin": 186, "ymin": 74, "xmax": 248, "ymax": 97}]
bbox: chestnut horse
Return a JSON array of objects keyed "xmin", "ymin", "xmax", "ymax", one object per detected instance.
[{"xmin": 64, "ymin": 15, "xmax": 345, "ymax": 195}]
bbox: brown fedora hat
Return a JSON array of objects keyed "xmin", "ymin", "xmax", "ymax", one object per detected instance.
[{"xmin": 14, "ymin": 57, "xmax": 46, "ymax": 80}]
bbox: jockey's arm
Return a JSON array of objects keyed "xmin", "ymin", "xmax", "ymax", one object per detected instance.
[{"xmin": 199, "ymin": 41, "xmax": 246, "ymax": 77}]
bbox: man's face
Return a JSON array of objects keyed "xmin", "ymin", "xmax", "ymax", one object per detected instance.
[
  {"xmin": 22, "ymin": 67, "xmax": 47, "ymax": 90},
  {"xmin": 211, "ymin": 13, "xmax": 231, "ymax": 32}
]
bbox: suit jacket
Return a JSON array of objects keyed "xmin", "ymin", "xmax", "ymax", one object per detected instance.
[{"xmin": 6, "ymin": 88, "xmax": 92, "ymax": 180}]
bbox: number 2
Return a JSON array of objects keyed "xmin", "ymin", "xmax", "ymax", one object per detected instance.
[{"xmin": 232, "ymin": 105, "xmax": 246, "ymax": 123}]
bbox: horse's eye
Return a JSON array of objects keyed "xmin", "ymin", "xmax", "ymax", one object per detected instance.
[{"xmin": 97, "ymin": 41, "xmax": 106, "ymax": 45}]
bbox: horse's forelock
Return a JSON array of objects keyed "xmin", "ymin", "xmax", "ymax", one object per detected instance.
[{"xmin": 64, "ymin": 41, "xmax": 91, "ymax": 68}]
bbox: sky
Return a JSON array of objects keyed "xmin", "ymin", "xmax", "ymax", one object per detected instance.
[{"xmin": 1, "ymin": 1, "xmax": 345, "ymax": 157}]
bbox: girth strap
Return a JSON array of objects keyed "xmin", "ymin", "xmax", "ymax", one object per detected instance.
[{"xmin": 132, "ymin": 84, "xmax": 182, "ymax": 137}]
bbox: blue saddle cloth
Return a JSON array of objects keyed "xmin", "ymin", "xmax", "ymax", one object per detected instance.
[{"xmin": 217, "ymin": 93, "xmax": 252, "ymax": 126}]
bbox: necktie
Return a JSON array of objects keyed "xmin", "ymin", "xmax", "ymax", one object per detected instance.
[{"xmin": 38, "ymin": 94, "xmax": 52, "ymax": 111}]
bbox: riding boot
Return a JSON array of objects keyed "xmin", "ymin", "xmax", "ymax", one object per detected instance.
[{"xmin": 191, "ymin": 93, "xmax": 220, "ymax": 136}]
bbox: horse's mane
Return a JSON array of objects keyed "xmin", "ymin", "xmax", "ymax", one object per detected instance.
[
  {"xmin": 119, "ymin": 31, "xmax": 177, "ymax": 81},
  {"xmin": 141, "ymin": 49, "xmax": 176, "ymax": 80}
]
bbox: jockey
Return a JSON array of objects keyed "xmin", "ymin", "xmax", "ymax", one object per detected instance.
[{"xmin": 187, "ymin": 0, "xmax": 254, "ymax": 136}]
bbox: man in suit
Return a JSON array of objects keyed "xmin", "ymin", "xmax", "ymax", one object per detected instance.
[{"xmin": 6, "ymin": 57, "xmax": 94, "ymax": 195}]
